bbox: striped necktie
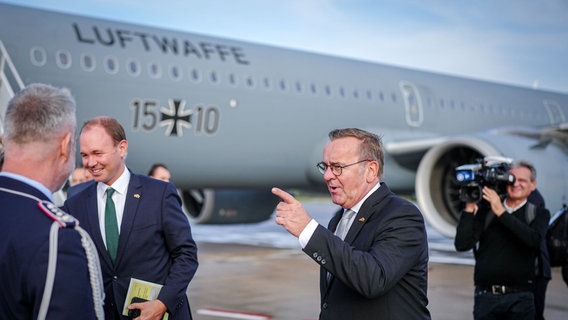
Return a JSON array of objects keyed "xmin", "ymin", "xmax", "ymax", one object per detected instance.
[{"xmin": 335, "ymin": 209, "xmax": 356, "ymax": 240}]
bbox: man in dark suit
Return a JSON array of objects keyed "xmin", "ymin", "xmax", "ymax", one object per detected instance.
[
  {"xmin": 1, "ymin": 83, "xmax": 103, "ymax": 319},
  {"xmin": 272, "ymin": 128, "xmax": 431, "ymax": 320},
  {"xmin": 63, "ymin": 116, "xmax": 198, "ymax": 320}
]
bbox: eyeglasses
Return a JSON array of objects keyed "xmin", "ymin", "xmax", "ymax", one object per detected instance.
[{"xmin": 316, "ymin": 159, "xmax": 373, "ymax": 176}]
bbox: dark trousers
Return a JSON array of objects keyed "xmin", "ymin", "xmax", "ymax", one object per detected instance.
[
  {"xmin": 474, "ymin": 290, "xmax": 535, "ymax": 320},
  {"xmin": 534, "ymin": 276, "xmax": 549, "ymax": 320}
]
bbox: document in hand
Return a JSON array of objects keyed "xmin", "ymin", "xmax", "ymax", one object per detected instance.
[{"xmin": 122, "ymin": 278, "xmax": 169, "ymax": 320}]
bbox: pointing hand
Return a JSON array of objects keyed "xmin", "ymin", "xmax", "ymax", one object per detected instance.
[{"xmin": 272, "ymin": 187, "xmax": 312, "ymax": 237}]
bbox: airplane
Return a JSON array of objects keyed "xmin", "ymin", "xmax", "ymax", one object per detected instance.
[{"xmin": 1, "ymin": 3, "xmax": 567, "ymax": 238}]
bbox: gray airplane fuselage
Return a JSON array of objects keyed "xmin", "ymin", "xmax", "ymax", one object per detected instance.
[{"xmin": 1, "ymin": 3, "xmax": 567, "ymax": 236}]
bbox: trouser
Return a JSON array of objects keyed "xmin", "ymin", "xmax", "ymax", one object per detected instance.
[
  {"xmin": 533, "ymin": 276, "xmax": 550, "ymax": 320},
  {"xmin": 474, "ymin": 289, "xmax": 535, "ymax": 320}
]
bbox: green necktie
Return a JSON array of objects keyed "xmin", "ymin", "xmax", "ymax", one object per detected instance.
[{"xmin": 105, "ymin": 187, "xmax": 119, "ymax": 263}]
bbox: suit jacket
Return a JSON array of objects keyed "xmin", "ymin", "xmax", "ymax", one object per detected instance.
[
  {"xmin": 303, "ymin": 183, "xmax": 431, "ymax": 320},
  {"xmin": 63, "ymin": 171, "xmax": 198, "ymax": 320},
  {"xmin": 66, "ymin": 180, "xmax": 94, "ymax": 198},
  {"xmin": 0, "ymin": 176, "xmax": 98, "ymax": 319}
]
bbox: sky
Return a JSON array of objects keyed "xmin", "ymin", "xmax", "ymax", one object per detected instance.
[{"xmin": 3, "ymin": 0, "xmax": 568, "ymax": 94}]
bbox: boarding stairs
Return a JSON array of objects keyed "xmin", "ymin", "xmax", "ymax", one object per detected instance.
[{"xmin": 0, "ymin": 40, "xmax": 25, "ymax": 144}]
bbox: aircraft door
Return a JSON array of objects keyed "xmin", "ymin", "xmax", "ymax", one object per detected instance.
[
  {"xmin": 399, "ymin": 81, "xmax": 424, "ymax": 127},
  {"xmin": 543, "ymin": 100, "xmax": 566, "ymax": 125}
]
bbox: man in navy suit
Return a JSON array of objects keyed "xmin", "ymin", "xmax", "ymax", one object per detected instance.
[
  {"xmin": 1, "ymin": 83, "xmax": 103, "ymax": 319},
  {"xmin": 272, "ymin": 128, "xmax": 431, "ymax": 320},
  {"xmin": 63, "ymin": 116, "xmax": 198, "ymax": 320}
]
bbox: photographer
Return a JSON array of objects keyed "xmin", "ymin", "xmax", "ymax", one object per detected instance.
[{"xmin": 455, "ymin": 160, "xmax": 550, "ymax": 320}]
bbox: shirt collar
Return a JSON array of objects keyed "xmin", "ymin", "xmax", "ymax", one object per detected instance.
[
  {"xmin": 0, "ymin": 172, "xmax": 53, "ymax": 200},
  {"xmin": 504, "ymin": 199, "xmax": 527, "ymax": 213},
  {"xmin": 97, "ymin": 166, "xmax": 131, "ymax": 196},
  {"xmin": 348, "ymin": 182, "xmax": 381, "ymax": 213}
]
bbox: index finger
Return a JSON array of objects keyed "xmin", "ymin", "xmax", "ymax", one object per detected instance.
[{"xmin": 271, "ymin": 187, "xmax": 298, "ymax": 204}]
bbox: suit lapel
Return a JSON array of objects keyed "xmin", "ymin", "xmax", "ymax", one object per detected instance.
[
  {"xmin": 82, "ymin": 183, "xmax": 114, "ymax": 269},
  {"xmin": 343, "ymin": 184, "xmax": 388, "ymax": 243},
  {"xmin": 328, "ymin": 209, "xmax": 342, "ymax": 234},
  {"xmin": 322, "ymin": 184, "xmax": 390, "ymax": 297},
  {"xmin": 115, "ymin": 173, "xmax": 142, "ymax": 266}
]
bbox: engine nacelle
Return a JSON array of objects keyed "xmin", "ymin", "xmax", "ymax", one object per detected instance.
[
  {"xmin": 415, "ymin": 137, "xmax": 498, "ymax": 238},
  {"xmin": 180, "ymin": 188, "xmax": 279, "ymax": 224},
  {"xmin": 415, "ymin": 133, "xmax": 568, "ymax": 238}
]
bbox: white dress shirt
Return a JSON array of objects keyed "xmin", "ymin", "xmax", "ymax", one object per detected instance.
[{"xmin": 96, "ymin": 167, "xmax": 130, "ymax": 247}]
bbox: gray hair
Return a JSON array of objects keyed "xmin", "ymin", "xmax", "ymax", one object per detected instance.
[
  {"xmin": 3, "ymin": 83, "xmax": 76, "ymax": 144},
  {"xmin": 511, "ymin": 160, "xmax": 537, "ymax": 181},
  {"xmin": 328, "ymin": 128, "xmax": 385, "ymax": 179}
]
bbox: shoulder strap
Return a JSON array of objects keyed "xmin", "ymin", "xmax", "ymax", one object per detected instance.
[
  {"xmin": 526, "ymin": 202, "xmax": 536, "ymax": 225},
  {"xmin": 484, "ymin": 202, "xmax": 536, "ymax": 230},
  {"xmin": 38, "ymin": 200, "xmax": 79, "ymax": 228}
]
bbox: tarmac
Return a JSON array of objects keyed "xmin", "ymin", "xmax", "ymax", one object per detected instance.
[{"xmin": 187, "ymin": 242, "xmax": 568, "ymax": 320}]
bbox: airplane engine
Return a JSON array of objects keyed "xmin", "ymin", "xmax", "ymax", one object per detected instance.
[
  {"xmin": 415, "ymin": 133, "xmax": 568, "ymax": 238},
  {"xmin": 180, "ymin": 188, "xmax": 279, "ymax": 224}
]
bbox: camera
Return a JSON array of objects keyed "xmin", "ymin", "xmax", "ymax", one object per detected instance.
[{"xmin": 455, "ymin": 156, "xmax": 516, "ymax": 203}]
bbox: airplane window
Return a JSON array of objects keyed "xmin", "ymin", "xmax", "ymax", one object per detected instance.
[
  {"xmin": 379, "ymin": 92, "xmax": 385, "ymax": 102},
  {"xmin": 190, "ymin": 68, "xmax": 201, "ymax": 83},
  {"xmin": 325, "ymin": 85, "xmax": 332, "ymax": 97},
  {"xmin": 262, "ymin": 77, "xmax": 271, "ymax": 90},
  {"xmin": 449, "ymin": 100, "xmax": 455, "ymax": 110},
  {"xmin": 228, "ymin": 73, "xmax": 238, "ymax": 86},
  {"xmin": 279, "ymin": 79, "xmax": 287, "ymax": 92},
  {"xmin": 148, "ymin": 62, "xmax": 161, "ymax": 78},
  {"xmin": 310, "ymin": 83, "xmax": 317, "ymax": 95},
  {"xmin": 499, "ymin": 107, "xmax": 507, "ymax": 116},
  {"xmin": 30, "ymin": 47, "xmax": 47, "ymax": 66},
  {"xmin": 170, "ymin": 65, "xmax": 182, "ymax": 81},
  {"xmin": 391, "ymin": 92, "xmax": 397, "ymax": 103},
  {"xmin": 295, "ymin": 81, "xmax": 302, "ymax": 94},
  {"xmin": 366, "ymin": 90, "xmax": 372, "ymax": 101},
  {"xmin": 352, "ymin": 90, "xmax": 359, "ymax": 100},
  {"xmin": 56, "ymin": 50, "xmax": 72, "ymax": 69},
  {"xmin": 127, "ymin": 59, "xmax": 141, "ymax": 77},
  {"xmin": 209, "ymin": 71, "xmax": 219, "ymax": 84},
  {"xmin": 245, "ymin": 75, "xmax": 255, "ymax": 88},
  {"xmin": 439, "ymin": 99, "xmax": 445, "ymax": 109},
  {"xmin": 104, "ymin": 55, "xmax": 119, "ymax": 74},
  {"xmin": 81, "ymin": 53, "xmax": 96, "ymax": 72},
  {"xmin": 339, "ymin": 87, "xmax": 345, "ymax": 98},
  {"xmin": 460, "ymin": 101, "xmax": 466, "ymax": 111}
]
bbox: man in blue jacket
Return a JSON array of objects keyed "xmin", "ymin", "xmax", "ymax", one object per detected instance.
[
  {"xmin": 64, "ymin": 116, "xmax": 198, "ymax": 319},
  {"xmin": 1, "ymin": 83, "xmax": 103, "ymax": 319}
]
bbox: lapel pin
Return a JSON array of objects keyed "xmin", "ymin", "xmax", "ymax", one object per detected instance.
[
  {"xmin": 359, "ymin": 217, "xmax": 366, "ymax": 222},
  {"xmin": 134, "ymin": 194, "xmax": 141, "ymax": 199}
]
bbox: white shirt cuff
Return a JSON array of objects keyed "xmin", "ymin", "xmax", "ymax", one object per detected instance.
[{"xmin": 299, "ymin": 219, "xmax": 319, "ymax": 248}]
